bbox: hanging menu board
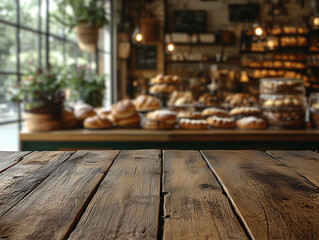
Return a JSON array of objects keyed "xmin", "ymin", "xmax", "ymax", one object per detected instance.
[
  {"xmin": 228, "ymin": 4, "xmax": 259, "ymax": 22},
  {"xmin": 136, "ymin": 45, "xmax": 157, "ymax": 70},
  {"xmin": 174, "ymin": 10, "xmax": 207, "ymax": 33}
]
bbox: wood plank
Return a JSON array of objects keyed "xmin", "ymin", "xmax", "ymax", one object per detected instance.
[
  {"xmin": 0, "ymin": 151, "xmax": 31, "ymax": 173},
  {"xmin": 267, "ymin": 150, "xmax": 319, "ymax": 187},
  {"xmin": 202, "ymin": 150, "xmax": 319, "ymax": 240},
  {"xmin": 0, "ymin": 150, "xmax": 119, "ymax": 240},
  {"xmin": 68, "ymin": 149, "xmax": 161, "ymax": 240},
  {"xmin": 0, "ymin": 151, "xmax": 73, "ymax": 217},
  {"xmin": 162, "ymin": 150, "xmax": 247, "ymax": 240}
]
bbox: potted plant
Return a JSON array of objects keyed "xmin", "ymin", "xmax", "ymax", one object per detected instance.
[
  {"xmin": 11, "ymin": 67, "xmax": 65, "ymax": 131},
  {"xmin": 53, "ymin": 0, "xmax": 111, "ymax": 52},
  {"xmin": 61, "ymin": 65, "xmax": 106, "ymax": 107}
]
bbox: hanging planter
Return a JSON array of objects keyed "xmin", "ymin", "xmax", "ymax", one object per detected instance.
[
  {"xmin": 76, "ymin": 24, "xmax": 99, "ymax": 53},
  {"xmin": 53, "ymin": 1, "xmax": 113, "ymax": 53}
]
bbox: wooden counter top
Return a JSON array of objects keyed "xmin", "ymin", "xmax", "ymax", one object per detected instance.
[
  {"xmin": 20, "ymin": 128, "xmax": 319, "ymax": 142},
  {"xmin": 1, "ymin": 150, "xmax": 319, "ymax": 239}
]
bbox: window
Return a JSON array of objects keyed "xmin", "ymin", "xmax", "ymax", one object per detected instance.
[{"xmin": 0, "ymin": 0, "xmax": 114, "ymax": 150}]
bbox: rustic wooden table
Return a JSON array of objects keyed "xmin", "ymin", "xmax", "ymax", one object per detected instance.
[{"xmin": 1, "ymin": 150, "xmax": 319, "ymax": 239}]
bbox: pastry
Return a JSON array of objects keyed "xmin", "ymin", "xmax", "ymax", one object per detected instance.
[
  {"xmin": 178, "ymin": 118, "xmax": 208, "ymax": 130},
  {"xmin": 202, "ymin": 107, "xmax": 229, "ymax": 118},
  {"xmin": 133, "ymin": 95, "xmax": 161, "ymax": 112},
  {"xmin": 207, "ymin": 116, "xmax": 235, "ymax": 128},
  {"xmin": 113, "ymin": 113, "xmax": 141, "ymax": 128},
  {"xmin": 197, "ymin": 93, "xmax": 221, "ymax": 107},
  {"xmin": 150, "ymin": 74, "xmax": 164, "ymax": 84},
  {"xmin": 83, "ymin": 115, "xmax": 113, "ymax": 129},
  {"xmin": 262, "ymin": 96, "xmax": 304, "ymax": 108},
  {"xmin": 225, "ymin": 94, "xmax": 258, "ymax": 108},
  {"xmin": 149, "ymin": 84, "xmax": 177, "ymax": 94},
  {"xmin": 230, "ymin": 107, "xmax": 261, "ymax": 117},
  {"xmin": 263, "ymin": 109, "xmax": 305, "ymax": 128},
  {"xmin": 260, "ymin": 79, "xmax": 304, "ymax": 95},
  {"xmin": 177, "ymin": 111, "xmax": 204, "ymax": 120},
  {"xmin": 168, "ymin": 91, "xmax": 193, "ymax": 106},
  {"xmin": 236, "ymin": 116, "xmax": 267, "ymax": 129},
  {"xmin": 146, "ymin": 109, "xmax": 177, "ymax": 124},
  {"xmin": 61, "ymin": 109, "xmax": 77, "ymax": 128},
  {"xmin": 74, "ymin": 102, "xmax": 96, "ymax": 122},
  {"xmin": 143, "ymin": 109, "xmax": 177, "ymax": 129},
  {"xmin": 111, "ymin": 99, "xmax": 137, "ymax": 119}
]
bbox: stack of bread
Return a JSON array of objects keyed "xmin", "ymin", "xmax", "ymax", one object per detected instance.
[
  {"xmin": 110, "ymin": 99, "xmax": 141, "ymax": 128},
  {"xmin": 143, "ymin": 109, "xmax": 177, "ymax": 129},
  {"xmin": 202, "ymin": 107, "xmax": 235, "ymax": 129},
  {"xmin": 177, "ymin": 110, "xmax": 208, "ymax": 130},
  {"xmin": 149, "ymin": 74, "xmax": 180, "ymax": 94}
]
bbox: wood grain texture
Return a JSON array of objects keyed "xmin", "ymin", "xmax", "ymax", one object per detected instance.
[
  {"xmin": 0, "ymin": 151, "xmax": 31, "ymax": 173},
  {"xmin": 163, "ymin": 150, "xmax": 247, "ymax": 240},
  {"xmin": 0, "ymin": 150, "xmax": 119, "ymax": 240},
  {"xmin": 0, "ymin": 151, "xmax": 73, "ymax": 217},
  {"xmin": 267, "ymin": 150, "xmax": 319, "ymax": 187},
  {"xmin": 68, "ymin": 149, "xmax": 162, "ymax": 240},
  {"xmin": 202, "ymin": 150, "xmax": 319, "ymax": 240}
]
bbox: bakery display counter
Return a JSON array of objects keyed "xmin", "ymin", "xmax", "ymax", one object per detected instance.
[{"xmin": 20, "ymin": 128, "xmax": 319, "ymax": 151}]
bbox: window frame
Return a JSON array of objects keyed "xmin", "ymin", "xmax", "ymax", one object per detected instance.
[{"xmin": 0, "ymin": 0, "xmax": 114, "ymax": 128}]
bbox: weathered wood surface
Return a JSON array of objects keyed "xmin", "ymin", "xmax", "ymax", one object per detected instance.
[
  {"xmin": 0, "ymin": 150, "xmax": 119, "ymax": 240},
  {"xmin": 0, "ymin": 151, "xmax": 31, "ymax": 173},
  {"xmin": 202, "ymin": 150, "xmax": 319, "ymax": 240},
  {"xmin": 0, "ymin": 151, "xmax": 73, "ymax": 217},
  {"xmin": 68, "ymin": 150, "xmax": 162, "ymax": 240},
  {"xmin": 162, "ymin": 150, "xmax": 247, "ymax": 240},
  {"xmin": 268, "ymin": 150, "xmax": 319, "ymax": 187}
]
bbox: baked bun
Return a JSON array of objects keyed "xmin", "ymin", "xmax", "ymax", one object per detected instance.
[
  {"xmin": 97, "ymin": 107, "xmax": 112, "ymax": 117},
  {"xmin": 177, "ymin": 111, "xmax": 204, "ymax": 120},
  {"xmin": 112, "ymin": 99, "xmax": 137, "ymax": 119},
  {"xmin": 202, "ymin": 108, "xmax": 229, "ymax": 118},
  {"xmin": 133, "ymin": 95, "xmax": 161, "ymax": 112},
  {"xmin": 207, "ymin": 116, "xmax": 235, "ymax": 128},
  {"xmin": 84, "ymin": 115, "xmax": 113, "ymax": 129},
  {"xmin": 62, "ymin": 109, "xmax": 78, "ymax": 128},
  {"xmin": 74, "ymin": 103, "xmax": 96, "ymax": 122},
  {"xmin": 236, "ymin": 116, "xmax": 267, "ymax": 129},
  {"xmin": 142, "ymin": 119, "xmax": 175, "ymax": 130},
  {"xmin": 230, "ymin": 107, "xmax": 261, "ymax": 117},
  {"xmin": 178, "ymin": 118, "xmax": 208, "ymax": 130},
  {"xmin": 113, "ymin": 113, "xmax": 141, "ymax": 128},
  {"xmin": 146, "ymin": 110, "xmax": 177, "ymax": 124}
]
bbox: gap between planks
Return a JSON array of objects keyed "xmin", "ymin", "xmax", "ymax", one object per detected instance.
[{"xmin": 200, "ymin": 150, "xmax": 254, "ymax": 240}]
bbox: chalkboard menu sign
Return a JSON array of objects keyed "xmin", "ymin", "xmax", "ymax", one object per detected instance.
[
  {"xmin": 136, "ymin": 45, "xmax": 157, "ymax": 70},
  {"xmin": 174, "ymin": 10, "xmax": 206, "ymax": 33},
  {"xmin": 229, "ymin": 4, "xmax": 259, "ymax": 22}
]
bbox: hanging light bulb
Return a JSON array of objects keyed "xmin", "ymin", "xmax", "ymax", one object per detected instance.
[
  {"xmin": 252, "ymin": 23, "xmax": 266, "ymax": 38},
  {"xmin": 254, "ymin": 27, "xmax": 264, "ymax": 36},
  {"xmin": 132, "ymin": 25, "xmax": 143, "ymax": 44},
  {"xmin": 167, "ymin": 43, "xmax": 175, "ymax": 52}
]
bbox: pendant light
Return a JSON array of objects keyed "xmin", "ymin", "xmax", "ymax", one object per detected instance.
[{"xmin": 132, "ymin": 25, "xmax": 143, "ymax": 43}]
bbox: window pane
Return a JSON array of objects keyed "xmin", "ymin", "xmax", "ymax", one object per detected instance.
[
  {"xmin": 0, "ymin": 122, "xmax": 19, "ymax": 150},
  {"xmin": 49, "ymin": 36, "xmax": 64, "ymax": 66},
  {"xmin": 0, "ymin": 0, "xmax": 16, "ymax": 23},
  {"xmin": 20, "ymin": 30, "xmax": 39, "ymax": 72},
  {"xmin": 65, "ymin": 42, "xmax": 78, "ymax": 65},
  {"xmin": 20, "ymin": 0, "xmax": 39, "ymax": 30},
  {"xmin": 49, "ymin": 0, "xmax": 65, "ymax": 37},
  {"xmin": 0, "ymin": 23, "xmax": 17, "ymax": 71},
  {"xmin": 0, "ymin": 74, "xmax": 19, "ymax": 123}
]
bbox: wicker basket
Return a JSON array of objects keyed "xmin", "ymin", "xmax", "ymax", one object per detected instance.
[{"xmin": 76, "ymin": 25, "xmax": 99, "ymax": 53}]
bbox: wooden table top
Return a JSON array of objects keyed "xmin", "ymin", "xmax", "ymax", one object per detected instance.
[
  {"xmin": 20, "ymin": 128, "xmax": 319, "ymax": 142},
  {"xmin": 1, "ymin": 150, "xmax": 319, "ymax": 239}
]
